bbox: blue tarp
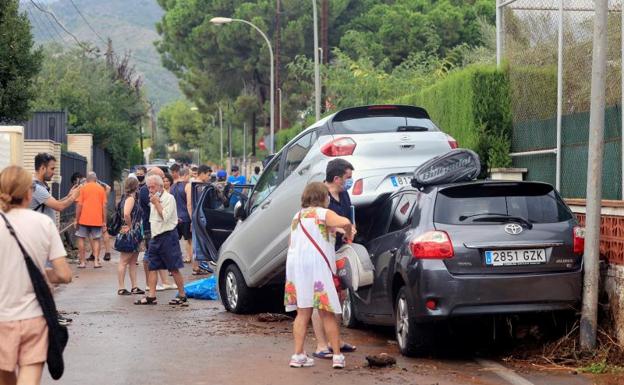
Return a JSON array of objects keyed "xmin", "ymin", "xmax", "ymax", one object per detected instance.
[{"xmin": 184, "ymin": 276, "xmax": 218, "ymax": 300}]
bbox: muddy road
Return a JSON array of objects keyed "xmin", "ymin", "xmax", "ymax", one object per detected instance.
[{"xmin": 43, "ymin": 253, "xmax": 615, "ymax": 385}]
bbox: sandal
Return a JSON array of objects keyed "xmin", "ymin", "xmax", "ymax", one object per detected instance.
[
  {"xmin": 131, "ymin": 287, "xmax": 145, "ymax": 295},
  {"xmin": 94, "ymin": 264, "xmax": 102, "ymax": 269},
  {"xmin": 183, "ymin": 257, "xmax": 192, "ymax": 263},
  {"xmin": 169, "ymin": 296, "xmax": 189, "ymax": 306},
  {"xmin": 77, "ymin": 264, "xmax": 86, "ymax": 269},
  {"xmin": 117, "ymin": 289, "xmax": 131, "ymax": 296},
  {"xmin": 312, "ymin": 349, "xmax": 333, "ymax": 359},
  {"xmin": 328, "ymin": 343, "xmax": 357, "ymax": 353},
  {"xmin": 192, "ymin": 268, "xmax": 210, "ymax": 276},
  {"xmin": 134, "ymin": 296, "xmax": 157, "ymax": 305}
]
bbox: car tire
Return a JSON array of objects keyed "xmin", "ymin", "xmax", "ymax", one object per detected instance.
[
  {"xmin": 220, "ymin": 263, "xmax": 255, "ymax": 314},
  {"xmin": 395, "ymin": 286, "xmax": 433, "ymax": 357},
  {"xmin": 342, "ymin": 289, "xmax": 359, "ymax": 328}
]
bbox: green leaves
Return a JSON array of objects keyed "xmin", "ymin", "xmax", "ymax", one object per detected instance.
[
  {"xmin": 32, "ymin": 47, "xmax": 146, "ymax": 178},
  {"xmin": 0, "ymin": 0, "xmax": 42, "ymax": 123}
]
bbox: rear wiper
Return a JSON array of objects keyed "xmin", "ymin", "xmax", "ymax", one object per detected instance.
[
  {"xmin": 397, "ymin": 126, "xmax": 428, "ymax": 132},
  {"xmin": 459, "ymin": 213, "xmax": 508, "ymax": 221},
  {"xmin": 472, "ymin": 215, "xmax": 533, "ymax": 229}
]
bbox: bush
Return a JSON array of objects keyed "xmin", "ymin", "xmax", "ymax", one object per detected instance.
[{"xmin": 399, "ymin": 64, "xmax": 512, "ymax": 170}]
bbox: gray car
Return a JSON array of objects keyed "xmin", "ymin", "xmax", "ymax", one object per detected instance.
[
  {"xmin": 341, "ymin": 180, "xmax": 583, "ymax": 356},
  {"xmin": 215, "ymin": 105, "xmax": 455, "ymax": 313}
]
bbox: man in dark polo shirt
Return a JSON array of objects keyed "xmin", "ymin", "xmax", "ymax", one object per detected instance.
[{"xmin": 311, "ymin": 158, "xmax": 357, "ymax": 360}]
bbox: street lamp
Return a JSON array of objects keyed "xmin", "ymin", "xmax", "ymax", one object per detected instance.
[
  {"xmin": 210, "ymin": 16, "xmax": 275, "ymax": 154},
  {"xmin": 312, "ymin": 0, "xmax": 321, "ymax": 121}
]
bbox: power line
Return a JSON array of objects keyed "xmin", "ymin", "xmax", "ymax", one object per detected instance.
[
  {"xmin": 25, "ymin": 4, "xmax": 59, "ymax": 44},
  {"xmin": 67, "ymin": 0, "xmax": 107, "ymax": 45},
  {"xmin": 30, "ymin": 0, "xmax": 94, "ymax": 53},
  {"xmin": 28, "ymin": 3, "xmax": 66, "ymax": 44}
]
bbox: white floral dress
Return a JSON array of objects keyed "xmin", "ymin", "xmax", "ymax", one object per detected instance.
[{"xmin": 284, "ymin": 207, "xmax": 341, "ymax": 314}]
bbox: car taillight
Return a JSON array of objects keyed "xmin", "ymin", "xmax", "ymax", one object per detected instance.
[
  {"xmin": 321, "ymin": 137, "xmax": 357, "ymax": 157},
  {"xmin": 447, "ymin": 135, "xmax": 458, "ymax": 149},
  {"xmin": 573, "ymin": 226, "xmax": 585, "ymax": 254},
  {"xmin": 351, "ymin": 179, "xmax": 363, "ymax": 195},
  {"xmin": 410, "ymin": 231, "xmax": 454, "ymax": 259}
]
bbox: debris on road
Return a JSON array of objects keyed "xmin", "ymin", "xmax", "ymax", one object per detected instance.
[
  {"xmin": 366, "ymin": 353, "xmax": 396, "ymax": 368},
  {"xmin": 256, "ymin": 313, "xmax": 292, "ymax": 322}
]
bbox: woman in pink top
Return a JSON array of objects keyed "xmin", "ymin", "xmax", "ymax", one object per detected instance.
[{"xmin": 0, "ymin": 166, "xmax": 72, "ymax": 385}]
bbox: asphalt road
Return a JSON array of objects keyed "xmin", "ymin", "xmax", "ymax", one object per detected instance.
[{"xmin": 42, "ymin": 250, "xmax": 613, "ymax": 385}]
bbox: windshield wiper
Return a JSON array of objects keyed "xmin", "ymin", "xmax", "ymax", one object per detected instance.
[
  {"xmin": 471, "ymin": 215, "xmax": 533, "ymax": 229},
  {"xmin": 459, "ymin": 213, "xmax": 508, "ymax": 221}
]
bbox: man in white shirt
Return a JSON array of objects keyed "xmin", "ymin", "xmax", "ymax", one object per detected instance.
[{"xmin": 134, "ymin": 175, "xmax": 188, "ymax": 306}]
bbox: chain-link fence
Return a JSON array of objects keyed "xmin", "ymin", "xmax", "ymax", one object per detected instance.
[{"xmin": 498, "ymin": 0, "xmax": 623, "ymax": 199}]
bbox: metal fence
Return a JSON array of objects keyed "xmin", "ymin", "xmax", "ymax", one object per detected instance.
[
  {"xmin": 497, "ymin": 0, "xmax": 623, "ymax": 199},
  {"xmin": 59, "ymin": 151, "xmax": 87, "ymax": 224}
]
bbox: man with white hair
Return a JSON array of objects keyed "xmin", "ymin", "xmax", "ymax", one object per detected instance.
[
  {"xmin": 134, "ymin": 174, "xmax": 188, "ymax": 305},
  {"xmin": 75, "ymin": 172, "xmax": 107, "ymax": 268}
]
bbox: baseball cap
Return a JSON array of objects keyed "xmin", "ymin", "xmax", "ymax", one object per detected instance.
[{"xmin": 217, "ymin": 170, "xmax": 227, "ymax": 178}]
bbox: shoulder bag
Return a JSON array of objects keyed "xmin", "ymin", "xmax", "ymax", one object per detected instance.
[
  {"xmin": 0, "ymin": 212, "xmax": 68, "ymax": 380},
  {"xmin": 297, "ymin": 211, "xmax": 343, "ymax": 292}
]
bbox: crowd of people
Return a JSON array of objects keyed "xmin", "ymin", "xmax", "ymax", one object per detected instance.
[{"xmin": 0, "ymin": 151, "xmax": 361, "ymax": 383}]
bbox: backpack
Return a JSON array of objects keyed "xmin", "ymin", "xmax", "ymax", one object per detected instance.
[
  {"xmin": 32, "ymin": 180, "xmax": 50, "ymax": 213},
  {"xmin": 107, "ymin": 197, "xmax": 125, "ymax": 236}
]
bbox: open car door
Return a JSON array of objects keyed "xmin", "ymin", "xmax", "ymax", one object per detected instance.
[{"xmin": 191, "ymin": 182, "xmax": 253, "ymax": 262}]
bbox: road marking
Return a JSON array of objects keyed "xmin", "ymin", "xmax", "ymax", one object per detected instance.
[{"xmin": 475, "ymin": 359, "xmax": 535, "ymax": 385}]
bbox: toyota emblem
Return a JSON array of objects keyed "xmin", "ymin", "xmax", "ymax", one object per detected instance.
[{"xmin": 504, "ymin": 223, "xmax": 523, "ymax": 235}]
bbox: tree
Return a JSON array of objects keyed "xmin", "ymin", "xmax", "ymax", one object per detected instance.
[
  {"xmin": 33, "ymin": 46, "xmax": 146, "ymax": 178},
  {"xmin": 0, "ymin": 0, "xmax": 42, "ymax": 123},
  {"xmin": 157, "ymin": 100, "xmax": 205, "ymax": 151}
]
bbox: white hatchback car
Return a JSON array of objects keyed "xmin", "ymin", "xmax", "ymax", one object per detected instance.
[{"xmin": 214, "ymin": 105, "xmax": 456, "ymax": 313}]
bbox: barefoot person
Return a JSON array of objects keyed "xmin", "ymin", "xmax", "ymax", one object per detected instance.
[
  {"xmin": 0, "ymin": 166, "xmax": 72, "ymax": 385},
  {"xmin": 134, "ymin": 175, "xmax": 187, "ymax": 306},
  {"xmin": 285, "ymin": 182, "xmax": 355, "ymax": 369}
]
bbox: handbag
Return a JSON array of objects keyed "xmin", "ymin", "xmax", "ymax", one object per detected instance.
[
  {"xmin": 297, "ymin": 211, "xmax": 343, "ymax": 292},
  {"xmin": 113, "ymin": 195, "xmax": 143, "ymax": 252},
  {"xmin": 0, "ymin": 213, "xmax": 68, "ymax": 380}
]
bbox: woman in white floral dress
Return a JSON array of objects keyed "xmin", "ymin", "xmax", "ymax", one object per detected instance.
[{"xmin": 284, "ymin": 182, "xmax": 355, "ymax": 369}]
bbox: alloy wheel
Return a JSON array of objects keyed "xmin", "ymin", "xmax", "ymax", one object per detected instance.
[
  {"xmin": 226, "ymin": 271, "xmax": 239, "ymax": 310},
  {"xmin": 396, "ymin": 295, "xmax": 409, "ymax": 350}
]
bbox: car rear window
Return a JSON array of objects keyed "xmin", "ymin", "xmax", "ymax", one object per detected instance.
[
  {"xmin": 332, "ymin": 116, "xmax": 439, "ymax": 134},
  {"xmin": 434, "ymin": 183, "xmax": 573, "ymax": 225}
]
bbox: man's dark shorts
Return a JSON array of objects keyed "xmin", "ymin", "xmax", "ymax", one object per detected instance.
[
  {"xmin": 177, "ymin": 221, "xmax": 192, "ymax": 241},
  {"xmin": 147, "ymin": 230, "xmax": 184, "ymax": 272}
]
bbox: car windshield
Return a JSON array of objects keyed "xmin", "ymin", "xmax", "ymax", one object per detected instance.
[
  {"xmin": 434, "ymin": 183, "xmax": 573, "ymax": 225},
  {"xmin": 332, "ymin": 116, "xmax": 438, "ymax": 134}
]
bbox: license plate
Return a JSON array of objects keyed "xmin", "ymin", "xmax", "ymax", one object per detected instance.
[
  {"xmin": 390, "ymin": 175, "xmax": 411, "ymax": 188},
  {"xmin": 485, "ymin": 249, "xmax": 546, "ymax": 266}
]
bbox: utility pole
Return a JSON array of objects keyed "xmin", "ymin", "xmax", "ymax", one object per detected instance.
[
  {"xmin": 580, "ymin": 0, "xmax": 608, "ymax": 351},
  {"xmin": 275, "ymin": 0, "xmax": 281, "ymax": 135},
  {"xmin": 219, "ymin": 105, "xmax": 223, "ymax": 166},
  {"xmin": 321, "ymin": 0, "xmax": 329, "ymax": 65},
  {"xmin": 312, "ymin": 0, "xmax": 321, "ymax": 121}
]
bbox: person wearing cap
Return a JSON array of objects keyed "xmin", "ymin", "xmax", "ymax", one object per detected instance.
[{"xmin": 227, "ymin": 166, "xmax": 246, "ymax": 207}]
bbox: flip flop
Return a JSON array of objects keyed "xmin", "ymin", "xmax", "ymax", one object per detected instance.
[
  {"xmin": 94, "ymin": 265, "xmax": 102, "ymax": 269},
  {"xmin": 77, "ymin": 264, "xmax": 86, "ymax": 269},
  {"xmin": 117, "ymin": 289, "xmax": 131, "ymax": 296},
  {"xmin": 312, "ymin": 350, "xmax": 333, "ymax": 359},
  {"xmin": 328, "ymin": 343, "xmax": 357, "ymax": 353},
  {"xmin": 134, "ymin": 296, "xmax": 157, "ymax": 305}
]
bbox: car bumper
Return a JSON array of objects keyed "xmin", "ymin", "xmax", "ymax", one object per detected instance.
[{"xmin": 407, "ymin": 260, "xmax": 582, "ymax": 322}]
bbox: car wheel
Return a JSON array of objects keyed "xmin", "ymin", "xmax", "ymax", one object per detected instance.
[
  {"xmin": 342, "ymin": 289, "xmax": 359, "ymax": 328},
  {"xmin": 220, "ymin": 264, "xmax": 255, "ymax": 314},
  {"xmin": 395, "ymin": 286, "xmax": 432, "ymax": 357}
]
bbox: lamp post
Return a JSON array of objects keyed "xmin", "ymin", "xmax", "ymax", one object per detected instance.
[
  {"xmin": 312, "ymin": 0, "xmax": 321, "ymax": 121},
  {"xmin": 211, "ymin": 17, "xmax": 275, "ymax": 154}
]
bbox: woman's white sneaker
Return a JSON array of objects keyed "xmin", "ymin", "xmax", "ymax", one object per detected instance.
[
  {"xmin": 289, "ymin": 353, "xmax": 315, "ymax": 368},
  {"xmin": 332, "ymin": 354, "xmax": 345, "ymax": 369}
]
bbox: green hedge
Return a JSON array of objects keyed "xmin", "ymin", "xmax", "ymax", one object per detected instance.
[{"xmin": 398, "ymin": 65, "xmax": 512, "ymax": 169}]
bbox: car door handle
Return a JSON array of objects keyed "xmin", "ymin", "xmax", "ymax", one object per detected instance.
[
  {"xmin": 261, "ymin": 200, "xmax": 272, "ymax": 209},
  {"xmin": 298, "ymin": 164, "xmax": 311, "ymax": 175}
]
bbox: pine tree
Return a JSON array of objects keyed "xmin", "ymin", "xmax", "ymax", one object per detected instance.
[{"xmin": 0, "ymin": 0, "xmax": 43, "ymax": 123}]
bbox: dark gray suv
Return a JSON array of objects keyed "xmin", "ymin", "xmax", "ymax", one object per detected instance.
[{"xmin": 344, "ymin": 180, "xmax": 583, "ymax": 356}]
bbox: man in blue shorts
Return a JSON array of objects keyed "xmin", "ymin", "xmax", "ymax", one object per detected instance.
[{"xmin": 134, "ymin": 174, "xmax": 188, "ymax": 306}]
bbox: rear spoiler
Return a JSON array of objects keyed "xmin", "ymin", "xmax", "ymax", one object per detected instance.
[
  {"xmin": 332, "ymin": 105, "xmax": 430, "ymax": 122},
  {"xmin": 411, "ymin": 149, "xmax": 481, "ymax": 189}
]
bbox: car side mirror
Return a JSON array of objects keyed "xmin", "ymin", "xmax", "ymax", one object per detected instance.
[{"xmin": 234, "ymin": 201, "xmax": 247, "ymax": 221}]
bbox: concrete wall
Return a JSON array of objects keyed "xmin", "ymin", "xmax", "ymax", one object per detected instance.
[
  {"xmin": 0, "ymin": 126, "xmax": 24, "ymax": 169},
  {"xmin": 67, "ymin": 134, "xmax": 93, "ymax": 172},
  {"xmin": 567, "ymin": 201, "xmax": 624, "ymax": 344}
]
